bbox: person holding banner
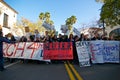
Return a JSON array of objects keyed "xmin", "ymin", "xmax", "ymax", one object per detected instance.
[
  {"xmin": 80, "ymin": 34, "xmax": 89, "ymax": 41},
  {"xmin": 57, "ymin": 34, "xmax": 62, "ymax": 42},
  {"xmin": 52, "ymin": 35, "xmax": 58, "ymax": 42},
  {"xmin": 34, "ymin": 29, "xmax": 41, "ymax": 42},
  {"xmin": 68, "ymin": 34, "xmax": 79, "ymax": 64},
  {"xmin": 0, "ymin": 31, "xmax": 15, "ymax": 71},
  {"xmin": 73, "ymin": 35, "xmax": 79, "ymax": 64}
]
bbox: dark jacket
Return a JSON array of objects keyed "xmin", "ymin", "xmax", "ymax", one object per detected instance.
[{"xmin": 0, "ymin": 37, "xmax": 12, "ymax": 56}]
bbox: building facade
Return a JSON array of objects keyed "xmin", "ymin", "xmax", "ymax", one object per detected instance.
[
  {"xmin": 106, "ymin": 25, "xmax": 120, "ymax": 38},
  {"xmin": 81, "ymin": 27, "xmax": 103, "ymax": 39},
  {"xmin": 0, "ymin": 0, "xmax": 18, "ymax": 36},
  {"xmin": 81, "ymin": 26, "xmax": 120, "ymax": 40}
]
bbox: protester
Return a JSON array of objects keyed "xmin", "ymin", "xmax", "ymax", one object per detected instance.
[
  {"xmin": 68, "ymin": 34, "xmax": 74, "ymax": 42},
  {"xmin": 29, "ymin": 35, "xmax": 35, "ymax": 42},
  {"xmin": 57, "ymin": 34, "xmax": 62, "ymax": 42},
  {"xmin": 80, "ymin": 34, "xmax": 89, "ymax": 41},
  {"xmin": 52, "ymin": 35, "xmax": 58, "ymax": 42},
  {"xmin": 74, "ymin": 35, "xmax": 80, "ymax": 42},
  {"xmin": 34, "ymin": 29, "xmax": 41, "ymax": 41},
  {"xmin": 73, "ymin": 35, "xmax": 79, "ymax": 64},
  {"xmin": 43, "ymin": 35, "xmax": 51, "ymax": 43},
  {"xmin": 101, "ymin": 35, "xmax": 108, "ymax": 40},
  {"xmin": 7, "ymin": 33, "xmax": 16, "ymax": 63},
  {"xmin": 0, "ymin": 31, "xmax": 15, "ymax": 71},
  {"xmin": 91, "ymin": 33, "xmax": 101, "ymax": 40},
  {"xmin": 6, "ymin": 33, "xmax": 16, "ymax": 41},
  {"xmin": 61, "ymin": 35, "xmax": 68, "ymax": 42},
  {"xmin": 34, "ymin": 37, "xmax": 40, "ymax": 42},
  {"xmin": 42, "ymin": 31, "xmax": 50, "ymax": 42},
  {"xmin": 19, "ymin": 36, "xmax": 27, "ymax": 42},
  {"xmin": 68, "ymin": 34, "xmax": 79, "ymax": 64}
]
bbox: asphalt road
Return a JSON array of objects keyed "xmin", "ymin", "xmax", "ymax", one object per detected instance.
[
  {"xmin": 74, "ymin": 63, "xmax": 120, "ymax": 80},
  {"xmin": 0, "ymin": 60, "xmax": 120, "ymax": 80}
]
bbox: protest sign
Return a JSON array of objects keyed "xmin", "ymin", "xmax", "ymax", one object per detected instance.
[
  {"xmin": 76, "ymin": 41, "xmax": 91, "ymax": 67},
  {"xmin": 103, "ymin": 41, "xmax": 119, "ymax": 63},
  {"xmin": 43, "ymin": 42, "xmax": 73, "ymax": 60},
  {"xmin": 3, "ymin": 42, "xmax": 49, "ymax": 61},
  {"xmin": 90, "ymin": 41, "xmax": 104, "ymax": 63}
]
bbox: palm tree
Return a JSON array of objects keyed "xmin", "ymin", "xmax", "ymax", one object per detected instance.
[
  {"xmin": 39, "ymin": 12, "xmax": 45, "ymax": 20},
  {"xmin": 45, "ymin": 12, "xmax": 50, "ymax": 18},
  {"xmin": 49, "ymin": 20, "xmax": 54, "ymax": 25},
  {"xmin": 66, "ymin": 18, "xmax": 71, "ymax": 25},
  {"xmin": 70, "ymin": 15, "xmax": 77, "ymax": 25},
  {"xmin": 65, "ymin": 15, "xmax": 77, "ymax": 30},
  {"xmin": 45, "ymin": 12, "xmax": 51, "ymax": 24},
  {"xmin": 39, "ymin": 12, "xmax": 55, "ymax": 36},
  {"xmin": 39, "ymin": 12, "xmax": 52, "ymax": 24}
]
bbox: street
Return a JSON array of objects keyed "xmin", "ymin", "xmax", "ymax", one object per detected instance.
[{"xmin": 0, "ymin": 60, "xmax": 120, "ymax": 80}]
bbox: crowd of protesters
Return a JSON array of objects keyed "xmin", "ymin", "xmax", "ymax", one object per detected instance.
[
  {"xmin": 4, "ymin": 30, "xmax": 119, "ymax": 61},
  {"xmin": 1, "ymin": 25, "xmax": 120, "ymax": 72},
  {"xmin": 5, "ymin": 31, "xmax": 120, "ymax": 43},
  {"xmin": 1, "ymin": 29, "xmax": 120, "ymax": 71}
]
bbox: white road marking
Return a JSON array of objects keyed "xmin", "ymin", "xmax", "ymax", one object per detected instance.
[{"xmin": 4, "ymin": 61, "xmax": 20, "ymax": 68}]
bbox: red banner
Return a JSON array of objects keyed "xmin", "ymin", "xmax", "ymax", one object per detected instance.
[{"xmin": 43, "ymin": 42, "xmax": 73, "ymax": 60}]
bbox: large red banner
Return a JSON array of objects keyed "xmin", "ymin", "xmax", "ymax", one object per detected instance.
[{"xmin": 43, "ymin": 42, "xmax": 73, "ymax": 60}]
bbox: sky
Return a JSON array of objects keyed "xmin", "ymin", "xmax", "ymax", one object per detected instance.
[{"xmin": 4, "ymin": 0, "xmax": 102, "ymax": 33}]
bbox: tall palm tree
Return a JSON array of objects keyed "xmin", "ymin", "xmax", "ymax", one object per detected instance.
[
  {"xmin": 39, "ymin": 12, "xmax": 45, "ymax": 20},
  {"xmin": 45, "ymin": 12, "xmax": 50, "ymax": 18},
  {"xmin": 66, "ymin": 18, "xmax": 71, "ymax": 25},
  {"xmin": 45, "ymin": 12, "xmax": 50, "ymax": 24},
  {"xmin": 65, "ymin": 15, "xmax": 77, "ymax": 30},
  {"xmin": 39, "ymin": 12, "xmax": 55, "ymax": 36},
  {"xmin": 70, "ymin": 15, "xmax": 77, "ymax": 25}
]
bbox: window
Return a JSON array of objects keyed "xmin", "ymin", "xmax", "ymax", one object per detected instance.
[{"xmin": 3, "ymin": 13, "xmax": 9, "ymax": 28}]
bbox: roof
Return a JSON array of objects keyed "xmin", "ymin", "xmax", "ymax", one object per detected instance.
[
  {"xmin": 88, "ymin": 27, "xmax": 103, "ymax": 31},
  {"xmin": 0, "ymin": 0, "xmax": 18, "ymax": 14}
]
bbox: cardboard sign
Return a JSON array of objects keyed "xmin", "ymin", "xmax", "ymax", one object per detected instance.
[{"xmin": 43, "ymin": 42, "xmax": 73, "ymax": 60}]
